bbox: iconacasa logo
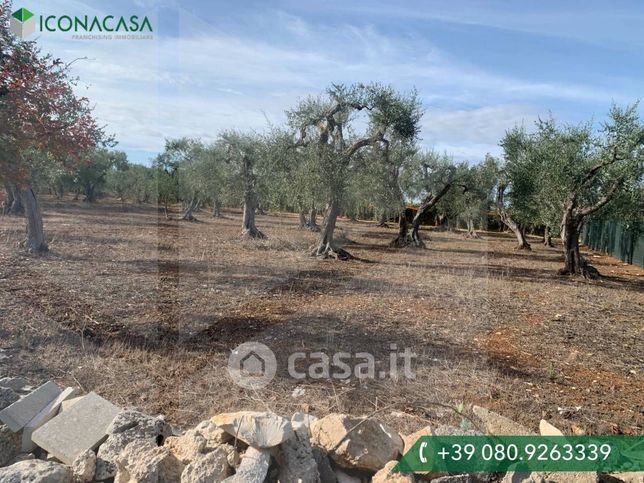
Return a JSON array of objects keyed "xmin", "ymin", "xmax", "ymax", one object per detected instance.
[
  {"xmin": 10, "ymin": 8, "xmax": 35, "ymax": 38},
  {"xmin": 9, "ymin": 7, "xmax": 153, "ymax": 39}
]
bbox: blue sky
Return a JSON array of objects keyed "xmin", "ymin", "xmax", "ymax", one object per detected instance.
[{"xmin": 29, "ymin": 0, "xmax": 644, "ymax": 164}]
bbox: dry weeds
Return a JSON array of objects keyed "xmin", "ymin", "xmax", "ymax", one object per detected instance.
[{"xmin": 0, "ymin": 197, "xmax": 642, "ymax": 436}]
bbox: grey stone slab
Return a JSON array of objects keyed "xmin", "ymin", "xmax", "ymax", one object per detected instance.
[
  {"xmin": 0, "ymin": 381, "xmax": 61, "ymax": 432},
  {"xmin": 22, "ymin": 387, "xmax": 79, "ymax": 452},
  {"xmin": 31, "ymin": 392, "xmax": 121, "ymax": 465},
  {"xmin": 61, "ymin": 396, "xmax": 83, "ymax": 412}
]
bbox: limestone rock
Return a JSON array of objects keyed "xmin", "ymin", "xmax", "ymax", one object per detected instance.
[
  {"xmin": 277, "ymin": 429, "xmax": 320, "ymax": 483},
  {"xmin": 181, "ymin": 445, "xmax": 233, "ymax": 483},
  {"xmin": 96, "ymin": 434, "xmax": 135, "ymax": 480},
  {"xmin": 222, "ymin": 444, "xmax": 240, "ymax": 469},
  {"xmin": 72, "ymin": 449, "xmax": 96, "ymax": 482},
  {"xmin": 107, "ymin": 410, "xmax": 173, "ymax": 439},
  {"xmin": 0, "ymin": 423, "xmax": 21, "ymax": 466},
  {"xmin": 0, "ymin": 387, "xmax": 19, "ymax": 411},
  {"xmin": 194, "ymin": 419, "xmax": 232, "ymax": 447},
  {"xmin": 166, "ymin": 420, "xmax": 231, "ymax": 465},
  {"xmin": 311, "ymin": 413, "xmax": 403, "ymax": 472},
  {"xmin": 605, "ymin": 472, "xmax": 644, "ymax": 483},
  {"xmin": 430, "ymin": 476, "xmax": 476, "ymax": 482},
  {"xmin": 10, "ymin": 452, "xmax": 35, "ymax": 464},
  {"xmin": 472, "ymin": 407, "xmax": 534, "ymax": 436},
  {"xmin": 222, "ymin": 446, "xmax": 271, "ymax": 483},
  {"xmin": 403, "ymin": 423, "xmax": 478, "ymax": 446},
  {"xmin": 114, "ymin": 440, "xmax": 184, "ymax": 483},
  {"xmin": 212, "ymin": 411, "xmax": 293, "ymax": 449},
  {"xmin": 96, "ymin": 410, "xmax": 173, "ymax": 480},
  {"xmin": 312, "ymin": 446, "xmax": 337, "ymax": 483},
  {"xmin": 538, "ymin": 420, "xmax": 563, "ymax": 436},
  {"xmin": 502, "ymin": 471, "xmax": 596, "ymax": 483},
  {"xmin": 291, "ymin": 412, "xmax": 319, "ymax": 434},
  {"xmin": 165, "ymin": 430, "xmax": 207, "ymax": 465},
  {"xmin": 334, "ymin": 469, "xmax": 362, "ymax": 483},
  {"xmin": 0, "ymin": 459, "xmax": 73, "ymax": 483},
  {"xmin": 372, "ymin": 460, "xmax": 414, "ymax": 482},
  {"xmin": 402, "ymin": 426, "xmax": 432, "ymax": 454},
  {"xmin": 432, "ymin": 424, "xmax": 483, "ymax": 437}
]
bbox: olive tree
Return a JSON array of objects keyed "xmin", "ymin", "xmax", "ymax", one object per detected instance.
[
  {"xmin": 261, "ymin": 129, "xmax": 324, "ymax": 229},
  {"xmin": 497, "ymin": 130, "xmax": 538, "ymax": 250},
  {"xmin": 391, "ymin": 150, "xmax": 457, "ymax": 248},
  {"xmin": 199, "ymin": 143, "xmax": 234, "ymax": 218},
  {"xmin": 526, "ymin": 106, "xmax": 643, "ymax": 276},
  {"xmin": 460, "ymin": 157, "xmax": 498, "ymax": 239},
  {"xmin": 106, "ymin": 163, "xmax": 155, "ymax": 204},
  {"xmin": 71, "ymin": 149, "xmax": 127, "ymax": 202},
  {"xmin": 219, "ymin": 131, "xmax": 267, "ymax": 238},
  {"xmin": 287, "ymin": 83, "xmax": 422, "ymax": 259},
  {"xmin": 155, "ymin": 138, "xmax": 207, "ymax": 221}
]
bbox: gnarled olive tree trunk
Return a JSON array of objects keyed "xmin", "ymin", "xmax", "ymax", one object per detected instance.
[
  {"xmin": 560, "ymin": 210, "xmax": 582, "ymax": 275},
  {"xmin": 311, "ymin": 198, "xmax": 350, "ymax": 259},
  {"xmin": 240, "ymin": 154, "xmax": 265, "ymax": 239},
  {"xmin": 543, "ymin": 226, "xmax": 554, "ymax": 247},
  {"xmin": 377, "ymin": 211, "xmax": 389, "ymax": 227},
  {"xmin": 181, "ymin": 197, "xmax": 198, "ymax": 221},
  {"xmin": 390, "ymin": 182, "xmax": 452, "ymax": 248},
  {"xmin": 83, "ymin": 183, "xmax": 97, "ymax": 203},
  {"xmin": 21, "ymin": 185, "xmax": 48, "ymax": 253},
  {"xmin": 242, "ymin": 198, "xmax": 265, "ymax": 238},
  {"xmin": 559, "ymin": 204, "xmax": 598, "ymax": 278},
  {"xmin": 298, "ymin": 209, "xmax": 308, "ymax": 229},
  {"xmin": 5, "ymin": 181, "xmax": 24, "ymax": 215},
  {"xmin": 212, "ymin": 198, "xmax": 222, "ymax": 218},
  {"xmin": 465, "ymin": 217, "xmax": 481, "ymax": 239},
  {"xmin": 308, "ymin": 206, "xmax": 319, "ymax": 231},
  {"xmin": 495, "ymin": 184, "xmax": 531, "ymax": 250}
]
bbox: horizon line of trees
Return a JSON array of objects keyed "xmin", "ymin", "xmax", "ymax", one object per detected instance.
[{"xmin": 2, "ymin": 0, "xmax": 642, "ymax": 277}]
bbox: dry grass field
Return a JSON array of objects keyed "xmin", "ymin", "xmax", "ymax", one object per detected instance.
[{"xmin": 0, "ymin": 198, "xmax": 642, "ymax": 436}]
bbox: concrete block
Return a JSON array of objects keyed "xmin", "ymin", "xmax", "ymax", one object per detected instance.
[
  {"xmin": 0, "ymin": 381, "xmax": 61, "ymax": 432},
  {"xmin": 31, "ymin": 392, "xmax": 121, "ymax": 465},
  {"xmin": 22, "ymin": 387, "xmax": 79, "ymax": 452},
  {"xmin": 61, "ymin": 396, "xmax": 84, "ymax": 412}
]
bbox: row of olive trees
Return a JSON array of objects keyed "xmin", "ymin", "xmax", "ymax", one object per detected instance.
[
  {"xmin": 495, "ymin": 105, "xmax": 643, "ymax": 276},
  {"xmin": 3, "ymin": 0, "xmax": 640, "ymax": 278},
  {"xmin": 85, "ymin": 92, "xmax": 642, "ymax": 277}
]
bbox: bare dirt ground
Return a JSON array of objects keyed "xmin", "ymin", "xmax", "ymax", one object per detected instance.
[{"xmin": 1, "ymin": 197, "xmax": 642, "ymax": 436}]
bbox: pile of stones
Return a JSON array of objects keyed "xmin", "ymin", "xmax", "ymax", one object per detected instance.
[{"xmin": 0, "ymin": 377, "xmax": 640, "ymax": 482}]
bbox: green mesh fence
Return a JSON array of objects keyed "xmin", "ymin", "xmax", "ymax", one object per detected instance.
[{"xmin": 582, "ymin": 220, "xmax": 644, "ymax": 268}]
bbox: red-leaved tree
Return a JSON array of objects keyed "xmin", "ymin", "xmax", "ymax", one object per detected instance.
[{"xmin": 0, "ymin": 0, "xmax": 106, "ymax": 252}]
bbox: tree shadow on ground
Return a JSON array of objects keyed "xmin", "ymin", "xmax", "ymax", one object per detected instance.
[{"xmin": 432, "ymin": 246, "xmax": 561, "ymax": 264}]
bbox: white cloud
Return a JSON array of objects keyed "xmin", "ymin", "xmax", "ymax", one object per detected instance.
[
  {"xmin": 34, "ymin": 2, "xmax": 636, "ymax": 161},
  {"xmin": 320, "ymin": 0, "xmax": 644, "ymax": 49},
  {"xmin": 422, "ymin": 105, "xmax": 536, "ymax": 145}
]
